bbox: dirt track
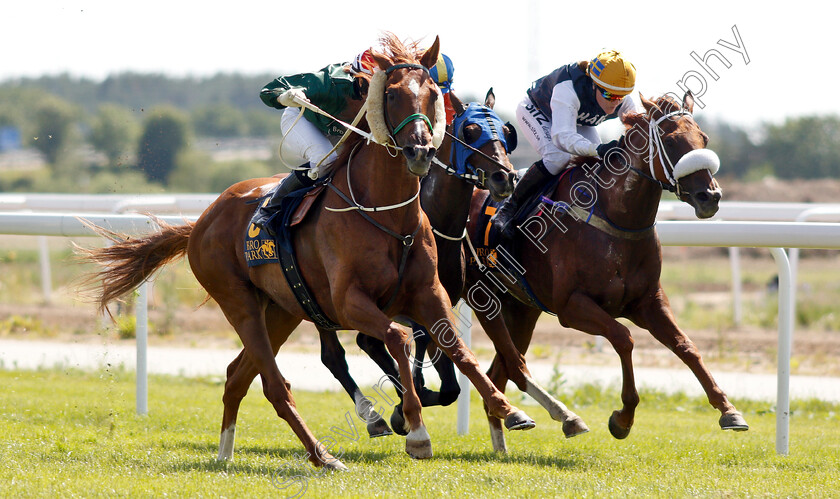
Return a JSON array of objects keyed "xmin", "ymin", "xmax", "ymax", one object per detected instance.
[
  {"xmin": 3, "ymin": 299, "xmax": 839, "ymax": 377},
  {"xmin": 3, "ymin": 178, "xmax": 839, "ymax": 376}
]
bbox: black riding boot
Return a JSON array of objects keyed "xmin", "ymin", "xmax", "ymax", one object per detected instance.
[
  {"xmin": 491, "ymin": 160, "xmax": 554, "ymax": 240},
  {"xmin": 253, "ymin": 168, "xmax": 313, "ymax": 236}
]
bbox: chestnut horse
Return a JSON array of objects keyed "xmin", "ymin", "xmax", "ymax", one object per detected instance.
[
  {"xmin": 82, "ymin": 36, "xmax": 533, "ymax": 470},
  {"xmin": 202, "ymin": 94, "xmax": 531, "ymax": 439},
  {"xmin": 464, "ymin": 92, "xmax": 748, "ymax": 452},
  {"xmin": 316, "ymin": 89, "xmax": 570, "ymax": 437}
]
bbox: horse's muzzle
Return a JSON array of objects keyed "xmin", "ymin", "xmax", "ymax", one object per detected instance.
[
  {"xmin": 403, "ymin": 145, "xmax": 436, "ymax": 176},
  {"xmin": 690, "ymin": 187, "xmax": 722, "ymax": 219},
  {"xmin": 488, "ymin": 171, "xmax": 516, "ymax": 202}
]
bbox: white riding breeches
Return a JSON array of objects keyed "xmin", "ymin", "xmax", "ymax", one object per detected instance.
[
  {"xmin": 279, "ymin": 107, "xmax": 339, "ymax": 175},
  {"xmin": 515, "ymin": 98, "xmax": 601, "ymax": 175}
]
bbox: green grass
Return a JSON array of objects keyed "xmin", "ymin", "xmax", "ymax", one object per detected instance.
[{"xmin": 2, "ymin": 369, "xmax": 839, "ymax": 498}]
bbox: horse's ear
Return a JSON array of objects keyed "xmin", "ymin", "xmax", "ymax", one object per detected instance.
[
  {"xmin": 450, "ymin": 91, "xmax": 465, "ymax": 115},
  {"xmin": 420, "ymin": 36, "xmax": 441, "ymax": 70},
  {"xmin": 484, "ymin": 88, "xmax": 496, "ymax": 109},
  {"xmin": 640, "ymin": 93, "xmax": 663, "ymax": 120},
  {"xmin": 371, "ymin": 49, "xmax": 391, "ymax": 72},
  {"xmin": 683, "ymin": 91, "xmax": 695, "ymax": 113}
]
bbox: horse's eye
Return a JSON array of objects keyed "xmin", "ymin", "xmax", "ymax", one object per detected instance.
[{"xmin": 462, "ymin": 124, "xmax": 481, "ymax": 144}]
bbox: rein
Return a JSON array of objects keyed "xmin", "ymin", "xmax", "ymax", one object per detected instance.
[{"xmin": 539, "ymin": 107, "xmax": 698, "ymax": 239}]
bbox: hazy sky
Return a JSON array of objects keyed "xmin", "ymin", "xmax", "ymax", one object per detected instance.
[{"xmin": 0, "ymin": 1, "xmax": 822, "ymax": 127}]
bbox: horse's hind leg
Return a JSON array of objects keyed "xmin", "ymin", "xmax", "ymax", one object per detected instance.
[
  {"xmin": 215, "ymin": 294, "xmax": 345, "ymax": 469},
  {"xmin": 218, "ymin": 303, "xmax": 302, "ymax": 461},
  {"xmin": 500, "ymin": 298, "xmax": 589, "ymax": 438},
  {"xmin": 318, "ymin": 328, "xmax": 393, "ymax": 438},
  {"xmin": 632, "ymin": 288, "xmax": 748, "ymax": 431}
]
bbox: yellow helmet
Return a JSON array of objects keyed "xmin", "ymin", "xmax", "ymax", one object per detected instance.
[{"xmin": 587, "ymin": 50, "xmax": 636, "ymax": 96}]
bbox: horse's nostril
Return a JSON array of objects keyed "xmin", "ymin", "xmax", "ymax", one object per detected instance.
[
  {"xmin": 695, "ymin": 192, "xmax": 710, "ymax": 203},
  {"xmin": 402, "ymin": 146, "xmax": 416, "ymax": 160},
  {"xmin": 712, "ymin": 190, "xmax": 722, "ymax": 202},
  {"xmin": 490, "ymin": 171, "xmax": 506, "ymax": 183}
]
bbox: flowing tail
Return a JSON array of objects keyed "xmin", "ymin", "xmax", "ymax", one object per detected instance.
[{"xmin": 77, "ymin": 217, "xmax": 194, "ymax": 314}]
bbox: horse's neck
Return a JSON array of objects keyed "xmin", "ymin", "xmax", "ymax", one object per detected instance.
[
  {"xmin": 341, "ymin": 145, "xmax": 423, "ymax": 224},
  {"xmin": 420, "ymin": 165, "xmax": 473, "ymax": 237},
  {"xmin": 594, "ymin": 153, "xmax": 662, "ymax": 229}
]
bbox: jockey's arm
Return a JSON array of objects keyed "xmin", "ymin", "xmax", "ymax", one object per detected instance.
[
  {"xmin": 260, "ymin": 69, "xmax": 335, "ymax": 110},
  {"xmin": 548, "ymin": 82, "xmax": 599, "ymax": 157}
]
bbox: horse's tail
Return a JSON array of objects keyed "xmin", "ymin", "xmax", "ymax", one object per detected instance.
[{"xmin": 77, "ymin": 217, "xmax": 194, "ymax": 314}]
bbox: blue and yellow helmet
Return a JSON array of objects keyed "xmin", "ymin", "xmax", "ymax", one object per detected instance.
[
  {"xmin": 429, "ymin": 53, "xmax": 454, "ymax": 93},
  {"xmin": 587, "ymin": 50, "xmax": 636, "ymax": 96}
]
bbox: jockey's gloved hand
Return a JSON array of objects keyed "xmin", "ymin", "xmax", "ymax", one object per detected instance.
[
  {"xmin": 277, "ymin": 88, "xmax": 308, "ymax": 107},
  {"xmin": 595, "ymin": 139, "xmax": 620, "ymax": 158}
]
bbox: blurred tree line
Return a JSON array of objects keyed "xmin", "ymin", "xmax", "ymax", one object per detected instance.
[
  {"xmin": 0, "ymin": 73, "xmax": 284, "ymax": 193},
  {"xmin": 1, "ymin": 73, "xmax": 840, "ymax": 194}
]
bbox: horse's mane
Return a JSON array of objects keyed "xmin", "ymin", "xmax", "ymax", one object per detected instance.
[
  {"xmin": 375, "ymin": 31, "xmax": 424, "ymax": 66},
  {"xmin": 566, "ymin": 93, "xmax": 685, "ymax": 171},
  {"xmin": 621, "ymin": 94, "xmax": 681, "ymax": 130}
]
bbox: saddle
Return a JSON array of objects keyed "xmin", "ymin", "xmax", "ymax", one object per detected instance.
[
  {"xmin": 244, "ymin": 179, "xmax": 341, "ymax": 330},
  {"xmin": 475, "ymin": 172, "xmax": 564, "ymax": 254}
]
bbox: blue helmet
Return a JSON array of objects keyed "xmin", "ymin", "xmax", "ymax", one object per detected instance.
[{"xmin": 429, "ymin": 53, "xmax": 454, "ymax": 93}]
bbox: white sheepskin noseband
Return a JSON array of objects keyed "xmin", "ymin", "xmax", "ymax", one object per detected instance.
[
  {"xmin": 673, "ymin": 148, "xmax": 720, "ymax": 179},
  {"xmin": 366, "ymin": 68, "xmax": 445, "ymax": 149}
]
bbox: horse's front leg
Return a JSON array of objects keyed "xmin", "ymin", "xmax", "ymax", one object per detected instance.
[
  {"xmin": 631, "ymin": 286, "xmax": 748, "ymax": 431},
  {"xmin": 339, "ymin": 289, "xmax": 432, "ymax": 459},
  {"xmin": 408, "ymin": 286, "xmax": 535, "ymax": 432},
  {"xmin": 560, "ymin": 292, "xmax": 639, "ymax": 439}
]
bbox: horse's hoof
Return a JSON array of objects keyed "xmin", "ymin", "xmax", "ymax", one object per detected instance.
[
  {"xmin": 720, "ymin": 412, "xmax": 749, "ymax": 431},
  {"xmin": 405, "ymin": 427, "xmax": 433, "ymax": 459},
  {"xmin": 321, "ymin": 458, "xmax": 349, "ymax": 471},
  {"xmin": 367, "ymin": 418, "xmax": 393, "ymax": 438},
  {"xmin": 562, "ymin": 416, "xmax": 590, "ymax": 438},
  {"xmin": 504, "ymin": 410, "xmax": 536, "ymax": 431},
  {"xmin": 405, "ymin": 439, "xmax": 433, "ymax": 459},
  {"xmin": 390, "ymin": 405, "xmax": 408, "ymax": 436},
  {"xmin": 608, "ymin": 411, "xmax": 632, "ymax": 440}
]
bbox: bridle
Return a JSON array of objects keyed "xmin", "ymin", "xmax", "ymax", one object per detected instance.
[
  {"xmin": 620, "ymin": 107, "xmax": 694, "ymax": 198},
  {"xmin": 381, "ymin": 63, "xmax": 437, "ymax": 149},
  {"xmin": 432, "ymin": 103, "xmax": 515, "ymax": 189}
]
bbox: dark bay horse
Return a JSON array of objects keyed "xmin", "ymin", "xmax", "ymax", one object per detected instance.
[
  {"xmin": 464, "ymin": 92, "xmax": 748, "ymax": 452},
  {"xmin": 82, "ymin": 35, "xmax": 533, "ymax": 470}
]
